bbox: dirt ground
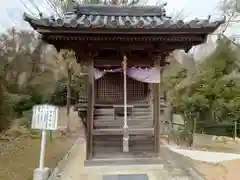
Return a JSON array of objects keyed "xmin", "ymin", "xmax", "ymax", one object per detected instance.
[
  {"xmin": 0, "ymin": 107, "xmax": 83, "ymax": 180},
  {"xmin": 191, "ymin": 139, "xmax": 240, "ymax": 180},
  {"xmin": 195, "ymin": 159, "xmax": 240, "ymax": 180},
  {"xmin": 163, "ymin": 135, "xmax": 240, "ymax": 180}
]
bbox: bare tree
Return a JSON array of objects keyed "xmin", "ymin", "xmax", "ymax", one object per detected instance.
[
  {"xmin": 219, "ymin": 0, "xmax": 240, "ymax": 34},
  {"xmin": 220, "ymin": 0, "xmax": 240, "ymax": 13},
  {"xmin": 58, "ymin": 50, "xmax": 76, "ymax": 133}
]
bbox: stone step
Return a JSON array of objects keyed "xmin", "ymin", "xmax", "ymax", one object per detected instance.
[{"xmin": 85, "ymin": 157, "xmax": 161, "ymax": 166}]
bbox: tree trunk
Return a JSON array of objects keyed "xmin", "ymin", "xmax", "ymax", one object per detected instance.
[
  {"xmin": 192, "ymin": 118, "xmax": 196, "ymax": 147},
  {"xmin": 234, "ymin": 121, "xmax": 237, "ymax": 140},
  {"xmin": 2, "ymin": 64, "xmax": 9, "ymax": 87},
  {"xmin": 66, "ymin": 65, "xmax": 72, "ymax": 133}
]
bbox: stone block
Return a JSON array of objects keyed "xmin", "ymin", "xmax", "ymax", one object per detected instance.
[{"xmin": 33, "ymin": 168, "xmax": 50, "ymax": 180}]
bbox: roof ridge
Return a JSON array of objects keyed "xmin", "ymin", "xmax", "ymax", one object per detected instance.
[
  {"xmin": 73, "ymin": 3, "xmax": 167, "ymax": 9},
  {"xmin": 69, "ymin": 3, "xmax": 167, "ymax": 17}
]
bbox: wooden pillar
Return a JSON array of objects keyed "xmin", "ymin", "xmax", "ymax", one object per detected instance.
[
  {"xmin": 153, "ymin": 58, "xmax": 160, "ymax": 154},
  {"xmin": 86, "ymin": 58, "xmax": 94, "ymax": 160}
]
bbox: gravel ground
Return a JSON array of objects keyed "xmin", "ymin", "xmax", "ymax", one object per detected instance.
[{"xmin": 159, "ymin": 141, "xmax": 203, "ymax": 180}]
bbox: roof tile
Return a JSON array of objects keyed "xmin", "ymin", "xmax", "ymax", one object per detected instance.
[{"xmin": 23, "ymin": 4, "xmax": 225, "ymax": 31}]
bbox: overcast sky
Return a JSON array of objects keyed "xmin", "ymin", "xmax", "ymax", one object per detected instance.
[{"xmin": 0, "ymin": 0, "xmax": 238, "ymax": 35}]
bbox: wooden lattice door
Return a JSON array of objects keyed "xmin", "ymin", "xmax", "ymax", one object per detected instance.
[{"xmin": 96, "ymin": 72, "xmax": 148, "ymax": 103}]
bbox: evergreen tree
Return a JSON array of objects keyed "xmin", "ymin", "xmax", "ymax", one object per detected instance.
[
  {"xmin": 0, "ymin": 72, "xmax": 12, "ymax": 131},
  {"xmin": 167, "ymin": 38, "xmax": 240, "ymax": 129}
]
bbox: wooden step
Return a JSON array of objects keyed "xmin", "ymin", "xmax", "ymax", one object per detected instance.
[
  {"xmin": 93, "ymin": 106, "xmax": 151, "ymax": 113},
  {"xmin": 133, "ymin": 107, "xmax": 151, "ymax": 110},
  {"xmin": 92, "ymin": 141, "xmax": 155, "ymax": 150},
  {"xmin": 93, "ymin": 128, "xmax": 154, "ymax": 135},
  {"xmin": 133, "ymin": 104, "xmax": 151, "ymax": 108},
  {"xmin": 93, "ymin": 146, "xmax": 123, "ymax": 153},
  {"xmin": 93, "ymin": 140, "xmax": 154, "ymax": 147},
  {"xmin": 94, "ymin": 114, "xmax": 152, "ymax": 118},
  {"xmin": 94, "ymin": 125, "xmax": 152, "ymax": 129},
  {"xmin": 93, "ymin": 137, "xmax": 154, "ymax": 143},
  {"xmin": 132, "ymin": 111, "xmax": 151, "ymax": 114},
  {"xmin": 133, "ymin": 109, "xmax": 151, "ymax": 112},
  {"xmin": 94, "ymin": 114, "xmax": 115, "ymax": 118},
  {"xmin": 92, "ymin": 145, "xmax": 155, "ymax": 153},
  {"xmin": 93, "ymin": 136, "xmax": 154, "ymax": 142},
  {"xmin": 94, "ymin": 104, "xmax": 150, "ymax": 109},
  {"xmin": 94, "ymin": 104, "xmax": 115, "ymax": 108},
  {"xmin": 94, "ymin": 111, "xmax": 115, "ymax": 116},
  {"xmin": 130, "ymin": 135, "xmax": 154, "ymax": 140},
  {"xmin": 94, "ymin": 119, "xmax": 153, "ymax": 124},
  {"xmin": 93, "ymin": 116, "xmax": 152, "ymax": 121},
  {"xmin": 92, "ymin": 141, "xmax": 154, "ymax": 146},
  {"xmin": 94, "ymin": 108, "xmax": 114, "ymax": 112},
  {"xmin": 94, "ymin": 111, "xmax": 114, "ymax": 115},
  {"xmin": 93, "ymin": 135, "xmax": 154, "ymax": 141},
  {"xmin": 94, "ymin": 120, "xmax": 153, "ymax": 128},
  {"xmin": 91, "ymin": 133, "xmax": 156, "ymax": 160},
  {"xmin": 94, "ymin": 115, "xmax": 115, "ymax": 118},
  {"xmin": 93, "ymin": 116, "xmax": 153, "ymax": 121},
  {"xmin": 94, "ymin": 115, "xmax": 152, "ymax": 119},
  {"xmin": 132, "ymin": 116, "xmax": 152, "ymax": 119}
]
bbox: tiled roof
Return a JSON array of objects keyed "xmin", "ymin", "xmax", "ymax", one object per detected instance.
[{"xmin": 23, "ymin": 4, "xmax": 225, "ymax": 32}]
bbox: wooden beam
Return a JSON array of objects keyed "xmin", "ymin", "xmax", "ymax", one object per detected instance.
[
  {"xmin": 77, "ymin": 42, "xmax": 195, "ymax": 52},
  {"xmin": 44, "ymin": 33, "xmax": 206, "ymax": 43},
  {"xmin": 93, "ymin": 58, "xmax": 154, "ymax": 67},
  {"xmin": 47, "ymin": 37, "xmax": 203, "ymax": 55},
  {"xmin": 86, "ymin": 58, "xmax": 94, "ymax": 160}
]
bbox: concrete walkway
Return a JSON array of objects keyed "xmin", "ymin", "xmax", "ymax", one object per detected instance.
[
  {"xmin": 166, "ymin": 144, "xmax": 240, "ymax": 164},
  {"xmin": 48, "ymin": 138, "xmax": 193, "ymax": 180}
]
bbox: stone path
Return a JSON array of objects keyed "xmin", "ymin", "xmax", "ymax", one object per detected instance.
[
  {"xmin": 166, "ymin": 144, "xmax": 240, "ymax": 163},
  {"xmin": 48, "ymin": 138, "xmax": 196, "ymax": 180}
]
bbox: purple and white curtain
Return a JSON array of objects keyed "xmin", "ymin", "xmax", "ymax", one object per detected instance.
[{"xmin": 94, "ymin": 67, "xmax": 161, "ymax": 83}]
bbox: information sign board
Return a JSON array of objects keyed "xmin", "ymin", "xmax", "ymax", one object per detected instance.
[{"xmin": 31, "ymin": 104, "xmax": 58, "ymax": 130}]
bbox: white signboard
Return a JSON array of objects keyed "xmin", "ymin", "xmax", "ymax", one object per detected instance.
[{"xmin": 31, "ymin": 104, "xmax": 59, "ymax": 130}]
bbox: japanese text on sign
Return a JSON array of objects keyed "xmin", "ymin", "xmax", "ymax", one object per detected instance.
[{"xmin": 31, "ymin": 104, "xmax": 58, "ymax": 130}]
